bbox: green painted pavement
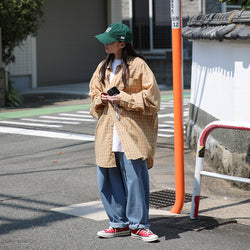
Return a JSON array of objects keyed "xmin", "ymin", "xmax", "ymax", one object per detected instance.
[
  {"xmin": 0, "ymin": 92, "xmax": 190, "ymax": 120},
  {"xmin": 0, "ymin": 104, "xmax": 90, "ymax": 120},
  {"xmin": 161, "ymin": 92, "xmax": 190, "ymax": 101}
]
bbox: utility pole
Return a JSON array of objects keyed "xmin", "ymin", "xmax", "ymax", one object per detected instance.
[{"xmin": 170, "ymin": 0, "xmax": 185, "ymax": 214}]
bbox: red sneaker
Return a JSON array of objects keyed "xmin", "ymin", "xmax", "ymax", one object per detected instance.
[
  {"xmin": 97, "ymin": 226, "xmax": 130, "ymax": 238},
  {"xmin": 131, "ymin": 228, "xmax": 159, "ymax": 242}
]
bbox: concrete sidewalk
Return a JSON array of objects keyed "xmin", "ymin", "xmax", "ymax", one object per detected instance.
[
  {"xmin": 151, "ymin": 136, "xmax": 250, "ymax": 227},
  {"xmin": 20, "ymin": 83, "xmax": 91, "ymax": 98},
  {"xmin": 19, "ymin": 82, "xmax": 173, "ymax": 103},
  {"xmin": 16, "ymin": 83, "xmax": 250, "ymax": 227}
]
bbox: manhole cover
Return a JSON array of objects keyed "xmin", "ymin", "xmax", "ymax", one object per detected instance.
[{"xmin": 149, "ymin": 189, "xmax": 207, "ymax": 208}]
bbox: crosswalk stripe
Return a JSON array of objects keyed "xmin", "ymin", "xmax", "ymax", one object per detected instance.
[
  {"xmin": 0, "ymin": 121, "xmax": 62, "ymax": 128},
  {"xmin": 59, "ymin": 113, "xmax": 92, "ymax": 118},
  {"xmin": 0, "ymin": 98, "xmax": 190, "ymax": 139},
  {"xmin": 158, "ymin": 113, "xmax": 174, "ymax": 118},
  {"xmin": 158, "ymin": 128, "xmax": 174, "ymax": 133},
  {"xmin": 76, "ymin": 111, "xmax": 91, "ymax": 114},
  {"xmin": 163, "ymin": 121, "xmax": 174, "ymax": 124},
  {"xmin": 21, "ymin": 118, "xmax": 80, "ymax": 125},
  {"xmin": 40, "ymin": 116, "xmax": 95, "ymax": 122},
  {"xmin": 158, "ymin": 133, "xmax": 174, "ymax": 138},
  {"xmin": 51, "ymin": 200, "xmax": 107, "ymax": 221},
  {"xmin": 158, "ymin": 124, "xmax": 174, "ymax": 128},
  {"xmin": 0, "ymin": 126, "xmax": 95, "ymax": 141}
]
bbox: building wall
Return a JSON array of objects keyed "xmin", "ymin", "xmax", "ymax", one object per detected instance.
[
  {"xmin": 206, "ymin": 0, "xmax": 222, "ymax": 13},
  {"xmin": 0, "ymin": 68, "xmax": 6, "ymax": 107},
  {"xmin": 8, "ymin": 36, "xmax": 35, "ymax": 89},
  {"xmin": 108, "ymin": 0, "xmax": 122, "ymax": 24},
  {"xmin": 190, "ymin": 40, "xmax": 250, "ymax": 123},
  {"xmin": 146, "ymin": 56, "xmax": 192, "ymax": 88},
  {"xmin": 182, "ymin": 0, "xmax": 200, "ymax": 18},
  {"xmin": 146, "ymin": 0, "xmax": 203, "ymax": 87},
  {"xmin": 8, "ymin": 1, "xmax": 124, "ymax": 89},
  {"xmin": 36, "ymin": 0, "xmax": 107, "ymax": 86},
  {"xmin": 121, "ymin": 0, "xmax": 224, "ymax": 88},
  {"xmin": 8, "ymin": 0, "xmax": 225, "ymax": 89},
  {"xmin": 187, "ymin": 40, "xmax": 250, "ymax": 190},
  {"xmin": 0, "ymin": 29, "xmax": 5, "ymax": 107},
  {"xmin": 122, "ymin": 0, "xmax": 130, "ymax": 21}
]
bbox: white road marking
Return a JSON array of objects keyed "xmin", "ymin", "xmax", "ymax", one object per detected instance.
[
  {"xmin": 158, "ymin": 128, "xmax": 174, "ymax": 133},
  {"xmin": 51, "ymin": 201, "xmax": 107, "ymax": 221},
  {"xmin": 76, "ymin": 111, "xmax": 91, "ymax": 114},
  {"xmin": 0, "ymin": 121, "xmax": 62, "ymax": 128},
  {"xmin": 0, "ymin": 126, "xmax": 95, "ymax": 141},
  {"xmin": 158, "ymin": 113, "xmax": 174, "ymax": 118},
  {"xmin": 163, "ymin": 121, "xmax": 174, "ymax": 124},
  {"xmin": 160, "ymin": 104, "xmax": 174, "ymax": 108},
  {"xmin": 0, "ymin": 99, "xmax": 189, "ymax": 140},
  {"xmin": 159, "ymin": 112, "xmax": 188, "ymax": 119},
  {"xmin": 158, "ymin": 133, "xmax": 174, "ymax": 138},
  {"xmin": 40, "ymin": 116, "xmax": 95, "ymax": 122},
  {"xmin": 59, "ymin": 113, "xmax": 92, "ymax": 118},
  {"xmin": 158, "ymin": 124, "xmax": 174, "ymax": 128},
  {"xmin": 21, "ymin": 118, "xmax": 80, "ymax": 125},
  {"xmin": 51, "ymin": 200, "xmax": 173, "ymax": 221}
]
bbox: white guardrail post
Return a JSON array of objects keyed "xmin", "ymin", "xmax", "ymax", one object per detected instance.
[{"xmin": 190, "ymin": 121, "xmax": 250, "ymax": 220}]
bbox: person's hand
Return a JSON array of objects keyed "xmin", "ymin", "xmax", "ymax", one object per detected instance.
[
  {"xmin": 107, "ymin": 91, "xmax": 123, "ymax": 105},
  {"xmin": 101, "ymin": 93, "xmax": 109, "ymax": 104}
]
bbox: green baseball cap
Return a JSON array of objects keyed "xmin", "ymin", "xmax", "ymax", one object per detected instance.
[{"xmin": 95, "ymin": 23, "xmax": 133, "ymax": 44}]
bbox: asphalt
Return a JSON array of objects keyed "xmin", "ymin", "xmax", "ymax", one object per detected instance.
[
  {"xmin": 1, "ymin": 82, "xmax": 249, "ymax": 249},
  {"xmin": 18, "ymin": 82, "xmax": 250, "ymax": 226}
]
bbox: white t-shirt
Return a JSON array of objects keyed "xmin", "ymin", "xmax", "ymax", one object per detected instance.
[
  {"xmin": 109, "ymin": 59, "xmax": 124, "ymax": 152},
  {"xmin": 110, "ymin": 58, "xmax": 122, "ymax": 83}
]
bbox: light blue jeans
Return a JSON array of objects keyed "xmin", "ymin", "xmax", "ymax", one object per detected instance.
[{"xmin": 97, "ymin": 152, "xmax": 150, "ymax": 230}]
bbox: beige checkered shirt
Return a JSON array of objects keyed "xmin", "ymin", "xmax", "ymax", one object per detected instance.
[{"xmin": 89, "ymin": 57, "xmax": 160, "ymax": 169}]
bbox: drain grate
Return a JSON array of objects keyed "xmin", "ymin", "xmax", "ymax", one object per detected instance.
[{"xmin": 149, "ymin": 189, "xmax": 207, "ymax": 208}]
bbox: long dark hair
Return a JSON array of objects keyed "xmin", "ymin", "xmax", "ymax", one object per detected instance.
[{"xmin": 99, "ymin": 43, "xmax": 145, "ymax": 88}]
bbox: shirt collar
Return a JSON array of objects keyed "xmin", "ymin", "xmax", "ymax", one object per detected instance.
[
  {"xmin": 107, "ymin": 59, "xmax": 122, "ymax": 71},
  {"xmin": 107, "ymin": 56, "xmax": 135, "ymax": 70}
]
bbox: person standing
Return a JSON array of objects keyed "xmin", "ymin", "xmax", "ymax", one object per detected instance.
[{"xmin": 89, "ymin": 23, "xmax": 161, "ymax": 242}]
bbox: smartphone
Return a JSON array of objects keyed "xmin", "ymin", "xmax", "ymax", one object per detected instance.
[{"xmin": 107, "ymin": 86, "xmax": 120, "ymax": 96}]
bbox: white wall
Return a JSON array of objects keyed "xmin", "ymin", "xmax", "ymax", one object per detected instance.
[
  {"xmin": 7, "ymin": 36, "xmax": 37, "ymax": 89},
  {"xmin": 8, "ymin": 36, "xmax": 33, "ymax": 76},
  {"xmin": 190, "ymin": 40, "xmax": 250, "ymax": 123}
]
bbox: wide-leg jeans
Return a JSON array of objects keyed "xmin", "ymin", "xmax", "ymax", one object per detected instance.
[{"xmin": 97, "ymin": 152, "xmax": 150, "ymax": 230}]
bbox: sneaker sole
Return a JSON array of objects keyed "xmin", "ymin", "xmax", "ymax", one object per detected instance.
[
  {"xmin": 97, "ymin": 230, "xmax": 130, "ymax": 238},
  {"xmin": 131, "ymin": 233, "xmax": 159, "ymax": 242}
]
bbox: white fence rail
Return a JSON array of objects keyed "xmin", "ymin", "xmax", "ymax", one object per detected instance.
[{"xmin": 190, "ymin": 121, "xmax": 250, "ymax": 220}]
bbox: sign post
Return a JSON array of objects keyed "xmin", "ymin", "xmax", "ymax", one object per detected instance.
[{"xmin": 170, "ymin": 0, "xmax": 185, "ymax": 214}]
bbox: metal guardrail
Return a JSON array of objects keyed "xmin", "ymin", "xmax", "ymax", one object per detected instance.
[{"xmin": 190, "ymin": 121, "xmax": 250, "ymax": 220}]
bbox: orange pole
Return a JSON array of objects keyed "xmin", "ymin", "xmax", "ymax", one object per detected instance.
[{"xmin": 170, "ymin": 0, "xmax": 185, "ymax": 214}]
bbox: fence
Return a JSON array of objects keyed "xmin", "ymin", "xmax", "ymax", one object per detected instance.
[{"xmin": 190, "ymin": 121, "xmax": 250, "ymax": 219}]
